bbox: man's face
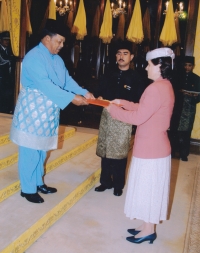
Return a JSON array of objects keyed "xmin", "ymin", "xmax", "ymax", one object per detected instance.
[
  {"xmin": 116, "ymin": 49, "xmax": 134, "ymax": 70},
  {"xmin": 46, "ymin": 34, "xmax": 65, "ymax": 54},
  {"xmin": 184, "ymin": 63, "xmax": 194, "ymax": 73},
  {"xmin": 0, "ymin": 38, "xmax": 10, "ymax": 48}
]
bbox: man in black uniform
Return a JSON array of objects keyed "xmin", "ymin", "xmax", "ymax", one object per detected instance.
[
  {"xmin": 0, "ymin": 31, "xmax": 16, "ymax": 114},
  {"xmin": 177, "ymin": 56, "xmax": 200, "ymax": 161},
  {"xmin": 95, "ymin": 41, "xmax": 145, "ymax": 196}
]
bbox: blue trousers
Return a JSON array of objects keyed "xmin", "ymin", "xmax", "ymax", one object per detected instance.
[{"xmin": 18, "ymin": 146, "xmax": 46, "ymax": 193}]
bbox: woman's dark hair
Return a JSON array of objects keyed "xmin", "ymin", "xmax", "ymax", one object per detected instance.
[{"xmin": 151, "ymin": 57, "xmax": 173, "ymax": 81}]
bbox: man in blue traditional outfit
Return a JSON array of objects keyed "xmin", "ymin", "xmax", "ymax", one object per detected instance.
[{"xmin": 10, "ymin": 19, "xmax": 94, "ymax": 203}]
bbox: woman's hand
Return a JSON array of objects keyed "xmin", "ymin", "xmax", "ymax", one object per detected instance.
[
  {"xmin": 106, "ymin": 99, "xmax": 122, "ymax": 113},
  {"xmin": 110, "ymin": 99, "xmax": 121, "ymax": 105},
  {"xmin": 106, "ymin": 104, "xmax": 111, "ymax": 113}
]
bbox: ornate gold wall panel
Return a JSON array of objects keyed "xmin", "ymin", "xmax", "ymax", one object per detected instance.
[
  {"xmin": 1, "ymin": 169, "xmax": 100, "ymax": 253},
  {"xmin": 6, "ymin": 0, "xmax": 21, "ymax": 56},
  {"xmin": 0, "ymin": 135, "xmax": 97, "ymax": 203}
]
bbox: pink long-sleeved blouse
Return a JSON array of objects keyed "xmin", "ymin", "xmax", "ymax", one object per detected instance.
[{"xmin": 108, "ymin": 77, "xmax": 175, "ymax": 159}]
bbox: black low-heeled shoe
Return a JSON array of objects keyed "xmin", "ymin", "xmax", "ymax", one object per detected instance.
[
  {"xmin": 94, "ymin": 185, "xmax": 112, "ymax": 192},
  {"xmin": 113, "ymin": 189, "xmax": 123, "ymax": 196},
  {"xmin": 181, "ymin": 156, "xmax": 188, "ymax": 162},
  {"xmin": 21, "ymin": 192, "xmax": 44, "ymax": 203},
  {"xmin": 37, "ymin": 184, "xmax": 57, "ymax": 194},
  {"xmin": 127, "ymin": 229, "xmax": 140, "ymax": 235},
  {"xmin": 126, "ymin": 232, "xmax": 157, "ymax": 244}
]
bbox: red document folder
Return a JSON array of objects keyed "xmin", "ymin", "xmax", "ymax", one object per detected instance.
[
  {"xmin": 86, "ymin": 99, "xmax": 110, "ymax": 107},
  {"xmin": 87, "ymin": 99, "xmax": 123, "ymax": 107}
]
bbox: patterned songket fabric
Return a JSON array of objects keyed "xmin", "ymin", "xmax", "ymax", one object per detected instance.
[
  {"xmin": 10, "ymin": 42, "xmax": 88, "ymax": 150},
  {"xmin": 11, "ymin": 88, "xmax": 60, "ymax": 150}
]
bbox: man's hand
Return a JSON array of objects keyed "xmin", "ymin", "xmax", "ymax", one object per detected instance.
[
  {"xmin": 84, "ymin": 92, "xmax": 95, "ymax": 99},
  {"xmin": 72, "ymin": 95, "xmax": 89, "ymax": 106}
]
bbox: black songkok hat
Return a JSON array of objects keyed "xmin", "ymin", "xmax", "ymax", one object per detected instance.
[
  {"xmin": 115, "ymin": 40, "xmax": 133, "ymax": 54},
  {"xmin": 44, "ymin": 19, "xmax": 67, "ymax": 37},
  {"xmin": 0, "ymin": 31, "xmax": 10, "ymax": 39},
  {"xmin": 184, "ymin": 56, "xmax": 195, "ymax": 65}
]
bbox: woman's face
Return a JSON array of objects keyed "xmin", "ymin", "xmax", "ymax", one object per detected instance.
[{"xmin": 145, "ymin": 60, "xmax": 161, "ymax": 81}]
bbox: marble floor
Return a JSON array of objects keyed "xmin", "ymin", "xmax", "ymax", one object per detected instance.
[
  {"xmin": 0, "ymin": 113, "xmax": 199, "ymax": 253},
  {"xmin": 26, "ymin": 155, "xmax": 200, "ymax": 253}
]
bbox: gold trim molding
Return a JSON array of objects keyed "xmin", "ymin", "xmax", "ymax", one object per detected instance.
[
  {"xmin": 1, "ymin": 169, "xmax": 100, "ymax": 253},
  {"xmin": 0, "ymin": 128, "xmax": 76, "ymax": 171},
  {"xmin": 0, "ymin": 153, "xmax": 18, "ymax": 171},
  {"xmin": 0, "ymin": 134, "xmax": 11, "ymax": 146},
  {"xmin": 46, "ymin": 136, "xmax": 98, "ymax": 173},
  {"xmin": 0, "ymin": 135, "xmax": 97, "ymax": 203},
  {"xmin": 183, "ymin": 163, "xmax": 200, "ymax": 253}
]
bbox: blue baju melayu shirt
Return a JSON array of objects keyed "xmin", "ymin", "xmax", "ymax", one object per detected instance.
[{"xmin": 10, "ymin": 42, "xmax": 88, "ymax": 151}]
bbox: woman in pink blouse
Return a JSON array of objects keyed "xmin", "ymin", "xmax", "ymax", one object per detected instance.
[{"xmin": 107, "ymin": 48, "xmax": 175, "ymax": 244}]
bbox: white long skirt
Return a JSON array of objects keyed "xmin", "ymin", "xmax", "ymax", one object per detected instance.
[{"xmin": 124, "ymin": 155, "xmax": 171, "ymax": 224}]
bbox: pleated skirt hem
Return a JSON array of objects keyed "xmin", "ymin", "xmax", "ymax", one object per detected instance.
[{"xmin": 124, "ymin": 155, "xmax": 171, "ymax": 224}]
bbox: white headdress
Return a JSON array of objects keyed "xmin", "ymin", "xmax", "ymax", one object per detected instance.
[{"xmin": 146, "ymin": 48, "xmax": 175, "ymax": 69}]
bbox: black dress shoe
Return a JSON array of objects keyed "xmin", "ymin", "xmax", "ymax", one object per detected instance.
[
  {"xmin": 21, "ymin": 192, "xmax": 44, "ymax": 203},
  {"xmin": 126, "ymin": 232, "xmax": 157, "ymax": 244},
  {"xmin": 181, "ymin": 156, "xmax": 188, "ymax": 161},
  {"xmin": 94, "ymin": 185, "xmax": 112, "ymax": 192},
  {"xmin": 37, "ymin": 184, "xmax": 57, "ymax": 194},
  {"xmin": 127, "ymin": 229, "xmax": 140, "ymax": 235},
  {"xmin": 113, "ymin": 189, "xmax": 123, "ymax": 196}
]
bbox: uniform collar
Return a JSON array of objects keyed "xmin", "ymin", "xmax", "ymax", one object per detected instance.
[
  {"xmin": 117, "ymin": 68, "xmax": 131, "ymax": 73},
  {"xmin": 39, "ymin": 42, "xmax": 55, "ymax": 58},
  {"xmin": 185, "ymin": 71, "xmax": 192, "ymax": 76},
  {"xmin": 0, "ymin": 44, "xmax": 6, "ymax": 50}
]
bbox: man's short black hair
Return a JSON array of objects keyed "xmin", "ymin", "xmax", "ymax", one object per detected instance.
[
  {"xmin": 0, "ymin": 31, "xmax": 10, "ymax": 40},
  {"xmin": 184, "ymin": 56, "xmax": 195, "ymax": 65},
  {"xmin": 41, "ymin": 19, "xmax": 67, "ymax": 39},
  {"xmin": 115, "ymin": 40, "xmax": 133, "ymax": 54}
]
